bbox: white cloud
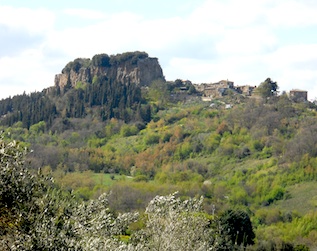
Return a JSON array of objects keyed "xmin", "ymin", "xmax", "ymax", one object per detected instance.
[
  {"xmin": 0, "ymin": 6, "xmax": 59, "ymax": 98},
  {"xmin": 44, "ymin": 11, "xmax": 146, "ymax": 59},
  {"xmin": 267, "ymin": 0, "xmax": 317, "ymax": 27},
  {"xmin": 0, "ymin": 6, "xmax": 55, "ymax": 34},
  {"xmin": 215, "ymin": 26, "xmax": 277, "ymax": 56},
  {"xmin": 259, "ymin": 43, "xmax": 317, "ymax": 99},
  {"xmin": 190, "ymin": 0, "xmax": 265, "ymax": 28},
  {"xmin": 63, "ymin": 8, "xmax": 107, "ymax": 20},
  {"xmin": 1, "ymin": 0, "xmax": 317, "ymax": 100},
  {"xmin": 0, "ymin": 51, "xmax": 54, "ymax": 98}
]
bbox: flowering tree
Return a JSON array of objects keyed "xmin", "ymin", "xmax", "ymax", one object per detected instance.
[
  {"xmin": 131, "ymin": 193, "xmax": 218, "ymax": 251},
  {"xmin": 73, "ymin": 193, "xmax": 139, "ymax": 250}
]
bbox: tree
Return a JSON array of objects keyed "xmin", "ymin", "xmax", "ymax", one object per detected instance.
[
  {"xmin": 0, "ymin": 134, "xmax": 81, "ymax": 250},
  {"xmin": 92, "ymin": 53, "xmax": 111, "ymax": 67},
  {"xmin": 72, "ymin": 193, "xmax": 139, "ymax": 250},
  {"xmin": 147, "ymin": 79, "xmax": 170, "ymax": 106},
  {"xmin": 219, "ymin": 209, "xmax": 255, "ymax": 249},
  {"xmin": 131, "ymin": 193, "xmax": 218, "ymax": 250},
  {"xmin": 257, "ymin": 78, "xmax": 278, "ymax": 98}
]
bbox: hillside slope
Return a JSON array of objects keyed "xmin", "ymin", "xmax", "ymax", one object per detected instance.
[{"xmin": 1, "ymin": 52, "xmax": 317, "ymax": 249}]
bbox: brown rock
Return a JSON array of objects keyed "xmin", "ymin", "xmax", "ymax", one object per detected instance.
[{"xmin": 54, "ymin": 52, "xmax": 165, "ymax": 90}]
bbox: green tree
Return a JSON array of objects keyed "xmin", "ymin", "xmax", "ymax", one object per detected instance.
[
  {"xmin": 257, "ymin": 78, "xmax": 278, "ymax": 98},
  {"xmin": 148, "ymin": 79, "xmax": 170, "ymax": 105},
  {"xmin": 29, "ymin": 121, "xmax": 46, "ymax": 135},
  {"xmin": 92, "ymin": 53, "xmax": 110, "ymax": 67},
  {"xmin": 219, "ymin": 209, "xmax": 255, "ymax": 248}
]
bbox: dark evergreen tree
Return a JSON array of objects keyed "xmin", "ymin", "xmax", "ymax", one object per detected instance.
[{"xmin": 219, "ymin": 209, "xmax": 255, "ymax": 248}]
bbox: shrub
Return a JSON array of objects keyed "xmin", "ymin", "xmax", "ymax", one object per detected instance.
[
  {"xmin": 92, "ymin": 53, "xmax": 110, "ymax": 67},
  {"xmin": 264, "ymin": 187, "xmax": 285, "ymax": 205},
  {"xmin": 144, "ymin": 133, "xmax": 160, "ymax": 145},
  {"xmin": 133, "ymin": 175, "xmax": 148, "ymax": 182},
  {"xmin": 120, "ymin": 124, "xmax": 139, "ymax": 137}
]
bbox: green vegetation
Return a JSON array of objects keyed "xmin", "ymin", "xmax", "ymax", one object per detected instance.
[
  {"xmin": 62, "ymin": 57, "xmax": 91, "ymax": 73},
  {"xmin": 62, "ymin": 51, "xmax": 148, "ymax": 73},
  {"xmin": 256, "ymin": 77, "xmax": 279, "ymax": 98},
  {"xmin": 1, "ymin": 75, "xmax": 317, "ymax": 250},
  {"xmin": 0, "ymin": 137, "xmax": 252, "ymax": 250},
  {"xmin": 91, "ymin": 53, "xmax": 111, "ymax": 67}
]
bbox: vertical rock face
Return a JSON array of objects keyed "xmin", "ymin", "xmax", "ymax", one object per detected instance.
[
  {"xmin": 55, "ymin": 67, "xmax": 92, "ymax": 89},
  {"xmin": 137, "ymin": 58, "xmax": 165, "ymax": 85},
  {"xmin": 54, "ymin": 52, "xmax": 165, "ymax": 89}
]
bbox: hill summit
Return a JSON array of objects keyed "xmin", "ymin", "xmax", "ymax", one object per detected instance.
[
  {"xmin": 0, "ymin": 51, "xmax": 168, "ymax": 129},
  {"xmin": 54, "ymin": 51, "xmax": 165, "ymax": 90}
]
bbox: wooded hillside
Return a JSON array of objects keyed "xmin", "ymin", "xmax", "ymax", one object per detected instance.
[{"xmin": 0, "ymin": 53, "xmax": 317, "ymax": 250}]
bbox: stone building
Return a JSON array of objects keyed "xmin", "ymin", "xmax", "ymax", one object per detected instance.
[
  {"xmin": 289, "ymin": 89, "xmax": 308, "ymax": 102},
  {"xmin": 194, "ymin": 80, "xmax": 256, "ymax": 99},
  {"xmin": 198, "ymin": 80, "xmax": 235, "ymax": 98},
  {"xmin": 235, "ymin": 85, "xmax": 257, "ymax": 96}
]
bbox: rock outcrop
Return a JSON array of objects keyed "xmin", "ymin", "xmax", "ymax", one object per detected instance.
[{"xmin": 54, "ymin": 52, "xmax": 165, "ymax": 89}]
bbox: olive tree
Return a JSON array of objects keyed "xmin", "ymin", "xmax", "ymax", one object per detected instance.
[
  {"xmin": 73, "ymin": 193, "xmax": 139, "ymax": 250},
  {"xmin": 72, "ymin": 193, "xmax": 221, "ymax": 251},
  {"xmin": 131, "ymin": 193, "xmax": 218, "ymax": 251},
  {"xmin": 0, "ymin": 135, "xmax": 77, "ymax": 250}
]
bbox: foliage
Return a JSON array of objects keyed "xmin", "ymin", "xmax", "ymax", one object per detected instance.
[
  {"xmin": 131, "ymin": 193, "xmax": 217, "ymax": 250},
  {"xmin": 92, "ymin": 53, "xmax": 111, "ymax": 67},
  {"xmin": 0, "ymin": 51, "xmax": 158, "ymax": 129},
  {"xmin": 1, "ymin": 76, "xmax": 317, "ymax": 249},
  {"xmin": 219, "ymin": 209, "xmax": 255, "ymax": 248},
  {"xmin": 146, "ymin": 79, "xmax": 170, "ymax": 106},
  {"xmin": 0, "ymin": 136, "xmax": 228, "ymax": 250},
  {"xmin": 1, "ymin": 135, "xmax": 219, "ymax": 250},
  {"xmin": 256, "ymin": 78, "xmax": 279, "ymax": 98},
  {"xmin": 0, "ymin": 92, "xmax": 57, "ymax": 128},
  {"xmin": 62, "ymin": 58, "xmax": 90, "ymax": 73},
  {"xmin": 0, "ymin": 135, "xmax": 74, "ymax": 250},
  {"xmin": 71, "ymin": 193, "xmax": 139, "ymax": 250},
  {"xmin": 109, "ymin": 51, "xmax": 148, "ymax": 65}
]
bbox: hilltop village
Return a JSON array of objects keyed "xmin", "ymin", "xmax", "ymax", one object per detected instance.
[{"xmin": 190, "ymin": 79, "xmax": 308, "ymax": 102}]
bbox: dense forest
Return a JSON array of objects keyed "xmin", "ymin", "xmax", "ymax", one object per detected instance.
[
  {"xmin": 1, "ymin": 53, "xmax": 317, "ymax": 250},
  {"xmin": 0, "ymin": 75, "xmax": 149, "ymax": 128}
]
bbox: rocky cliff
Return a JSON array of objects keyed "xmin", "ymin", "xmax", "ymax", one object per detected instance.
[{"xmin": 54, "ymin": 52, "xmax": 165, "ymax": 89}]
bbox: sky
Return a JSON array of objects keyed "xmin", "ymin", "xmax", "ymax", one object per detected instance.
[{"xmin": 1, "ymin": 0, "xmax": 317, "ymax": 100}]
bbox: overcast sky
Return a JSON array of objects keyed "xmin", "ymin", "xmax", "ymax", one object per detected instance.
[{"xmin": 1, "ymin": 0, "xmax": 317, "ymax": 100}]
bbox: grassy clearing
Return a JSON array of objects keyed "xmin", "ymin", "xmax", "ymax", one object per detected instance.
[
  {"xmin": 274, "ymin": 182, "xmax": 317, "ymax": 215},
  {"xmin": 55, "ymin": 171, "xmax": 132, "ymax": 189},
  {"xmin": 104, "ymin": 135, "xmax": 144, "ymax": 154},
  {"xmin": 92, "ymin": 173, "xmax": 132, "ymax": 186}
]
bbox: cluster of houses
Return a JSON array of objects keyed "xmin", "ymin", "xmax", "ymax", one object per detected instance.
[
  {"xmin": 191, "ymin": 80, "xmax": 308, "ymax": 102},
  {"xmin": 193, "ymin": 80, "xmax": 256, "ymax": 101}
]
